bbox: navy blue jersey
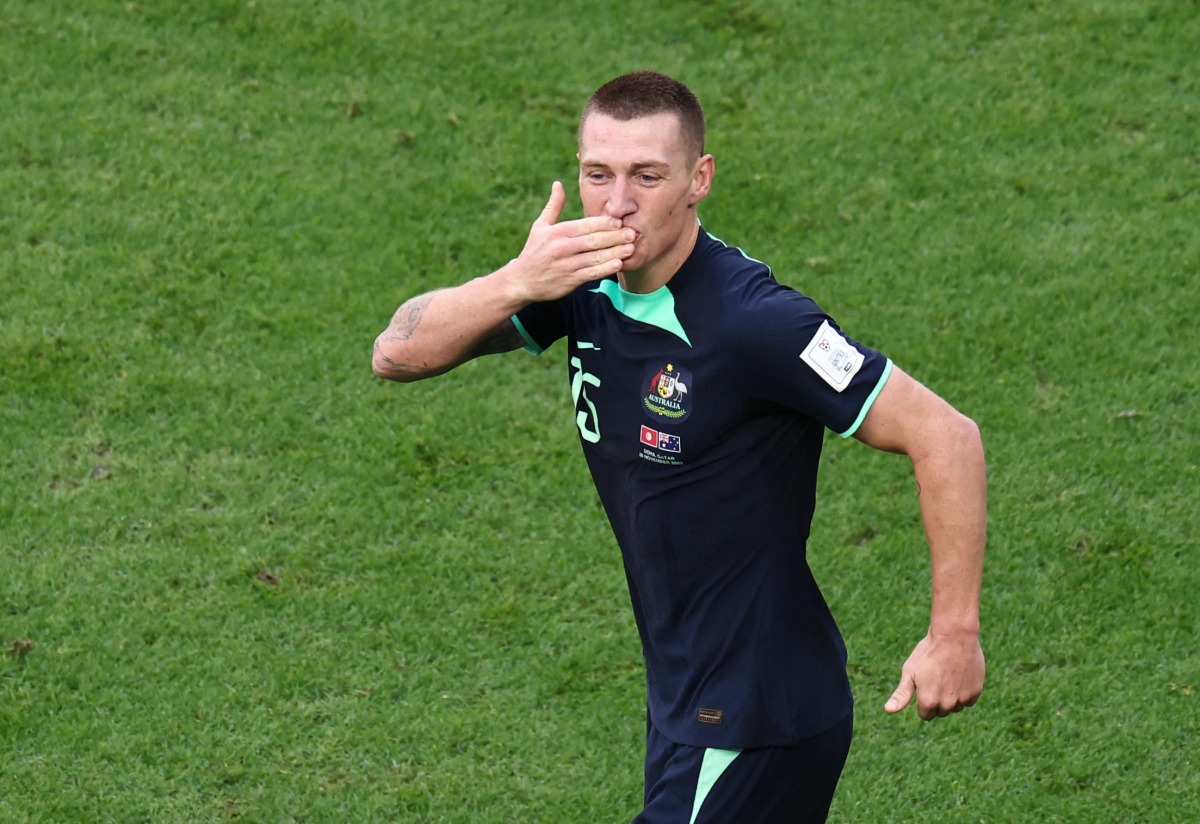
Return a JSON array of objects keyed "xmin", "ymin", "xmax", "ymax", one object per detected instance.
[{"xmin": 513, "ymin": 228, "xmax": 892, "ymax": 749}]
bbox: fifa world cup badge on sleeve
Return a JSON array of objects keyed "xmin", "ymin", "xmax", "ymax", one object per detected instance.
[{"xmin": 800, "ymin": 320, "xmax": 864, "ymax": 392}]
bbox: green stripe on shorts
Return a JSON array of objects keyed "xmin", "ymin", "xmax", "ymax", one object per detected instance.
[{"xmin": 690, "ymin": 748, "xmax": 741, "ymax": 824}]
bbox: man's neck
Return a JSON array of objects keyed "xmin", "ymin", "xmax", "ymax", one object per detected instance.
[{"xmin": 617, "ymin": 218, "xmax": 700, "ymax": 294}]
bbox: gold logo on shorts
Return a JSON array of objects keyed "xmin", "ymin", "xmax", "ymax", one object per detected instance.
[{"xmin": 698, "ymin": 708, "xmax": 724, "ymax": 725}]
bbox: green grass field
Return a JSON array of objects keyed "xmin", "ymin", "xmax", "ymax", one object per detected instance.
[{"xmin": 2, "ymin": 0, "xmax": 1197, "ymax": 820}]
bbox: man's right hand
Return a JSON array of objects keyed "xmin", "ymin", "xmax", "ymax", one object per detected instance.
[
  {"xmin": 504, "ymin": 181, "xmax": 635, "ymax": 304},
  {"xmin": 374, "ymin": 181, "xmax": 632, "ymax": 383}
]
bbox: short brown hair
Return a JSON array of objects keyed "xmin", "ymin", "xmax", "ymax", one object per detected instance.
[{"xmin": 580, "ymin": 71, "xmax": 706, "ymax": 161}]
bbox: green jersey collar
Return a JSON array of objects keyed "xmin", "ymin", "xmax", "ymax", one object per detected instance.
[{"xmin": 590, "ymin": 279, "xmax": 692, "ymax": 347}]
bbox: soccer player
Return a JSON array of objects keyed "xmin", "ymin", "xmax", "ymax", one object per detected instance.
[{"xmin": 373, "ymin": 71, "xmax": 986, "ymax": 823}]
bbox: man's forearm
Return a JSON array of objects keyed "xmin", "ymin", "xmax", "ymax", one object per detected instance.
[
  {"xmin": 371, "ymin": 183, "xmax": 636, "ymax": 383},
  {"xmin": 372, "ymin": 265, "xmax": 527, "ymax": 383},
  {"xmin": 912, "ymin": 415, "xmax": 987, "ymax": 636}
]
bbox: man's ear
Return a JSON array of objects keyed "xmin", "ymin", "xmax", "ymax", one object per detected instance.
[{"xmin": 689, "ymin": 154, "xmax": 715, "ymax": 206}]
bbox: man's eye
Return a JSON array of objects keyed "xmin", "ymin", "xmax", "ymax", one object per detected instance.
[{"xmin": 637, "ymin": 174, "xmax": 662, "ymax": 185}]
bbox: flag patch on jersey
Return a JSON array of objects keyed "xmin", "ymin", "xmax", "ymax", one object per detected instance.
[
  {"xmin": 800, "ymin": 320, "xmax": 864, "ymax": 392},
  {"xmin": 640, "ymin": 425, "xmax": 681, "ymax": 453}
]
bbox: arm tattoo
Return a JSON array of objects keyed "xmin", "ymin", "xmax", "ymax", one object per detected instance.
[
  {"xmin": 382, "ymin": 293, "xmax": 436, "ymax": 342},
  {"xmin": 374, "ymin": 291, "xmax": 521, "ymax": 380},
  {"xmin": 373, "ymin": 339, "xmax": 422, "ymax": 378},
  {"xmin": 470, "ymin": 320, "xmax": 526, "ymax": 358}
]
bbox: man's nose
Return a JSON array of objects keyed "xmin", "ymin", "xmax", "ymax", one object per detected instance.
[{"xmin": 605, "ymin": 177, "xmax": 636, "ymax": 219}]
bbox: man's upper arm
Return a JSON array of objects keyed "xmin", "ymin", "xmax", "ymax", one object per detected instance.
[
  {"xmin": 373, "ymin": 311, "xmax": 526, "ymax": 383},
  {"xmin": 467, "ymin": 318, "xmax": 527, "ymax": 360},
  {"xmin": 852, "ymin": 365, "xmax": 977, "ymax": 458}
]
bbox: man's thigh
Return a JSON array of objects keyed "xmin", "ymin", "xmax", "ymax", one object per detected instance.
[{"xmin": 635, "ymin": 713, "xmax": 853, "ymax": 824}]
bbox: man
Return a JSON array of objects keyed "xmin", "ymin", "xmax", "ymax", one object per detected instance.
[{"xmin": 373, "ymin": 71, "xmax": 985, "ymax": 823}]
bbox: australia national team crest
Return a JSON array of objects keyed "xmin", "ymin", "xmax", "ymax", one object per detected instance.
[{"xmin": 642, "ymin": 362, "xmax": 693, "ymax": 422}]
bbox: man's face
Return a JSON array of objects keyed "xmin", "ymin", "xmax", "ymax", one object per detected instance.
[{"xmin": 577, "ymin": 112, "xmax": 713, "ymax": 284}]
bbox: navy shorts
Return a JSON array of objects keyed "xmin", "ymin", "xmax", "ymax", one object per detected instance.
[{"xmin": 634, "ymin": 712, "xmax": 853, "ymax": 824}]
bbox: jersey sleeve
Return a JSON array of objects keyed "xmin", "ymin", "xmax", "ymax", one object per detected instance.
[
  {"xmin": 731, "ymin": 281, "xmax": 892, "ymax": 438},
  {"xmin": 512, "ymin": 297, "xmax": 568, "ymax": 356}
]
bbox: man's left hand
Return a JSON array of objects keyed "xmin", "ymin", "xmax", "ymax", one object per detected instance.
[{"xmin": 885, "ymin": 632, "xmax": 985, "ymax": 720}]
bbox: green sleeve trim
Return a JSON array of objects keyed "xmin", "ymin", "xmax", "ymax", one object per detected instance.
[
  {"xmin": 509, "ymin": 314, "xmax": 543, "ymax": 355},
  {"xmin": 690, "ymin": 748, "xmax": 741, "ymax": 824},
  {"xmin": 839, "ymin": 358, "xmax": 893, "ymax": 439}
]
